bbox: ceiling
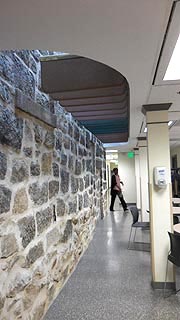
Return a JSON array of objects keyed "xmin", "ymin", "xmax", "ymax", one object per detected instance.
[
  {"xmin": 40, "ymin": 55, "xmax": 129, "ymax": 143},
  {"xmin": 0, "ymin": 0, "xmax": 180, "ymax": 151}
]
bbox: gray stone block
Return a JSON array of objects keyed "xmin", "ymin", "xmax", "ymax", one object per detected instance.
[
  {"xmin": 71, "ymin": 176, "xmax": 79, "ymax": 194},
  {"xmin": 55, "ymin": 130, "xmax": 62, "ymax": 151},
  {"xmin": 0, "ymin": 151, "xmax": 7, "ymax": 180},
  {"xmin": 84, "ymin": 192, "xmax": 89, "ymax": 208},
  {"xmin": 74, "ymin": 127, "xmax": 79, "ymax": 142},
  {"xmin": 96, "ymin": 144, "xmax": 103, "ymax": 157},
  {"xmin": 44, "ymin": 131, "xmax": 55, "ymax": 148},
  {"xmin": 68, "ymin": 123, "xmax": 73, "ymax": 136},
  {"xmin": 52, "ymin": 162, "xmax": 59, "ymax": 177},
  {"xmin": 56, "ymin": 198, "xmax": 66, "ymax": 217},
  {"xmin": 86, "ymin": 131, "xmax": 91, "ymax": 148},
  {"xmin": 61, "ymin": 220, "xmax": 73, "ymax": 242},
  {"xmin": 15, "ymin": 50, "xmax": 31, "ymax": 68},
  {"xmin": 23, "ymin": 147, "xmax": 32, "ymax": 157},
  {"xmin": 0, "ymin": 52, "xmax": 14, "ymax": 85},
  {"xmin": 78, "ymin": 194, "xmax": 83, "ymax": 211},
  {"xmin": 34, "ymin": 124, "xmax": 44, "ymax": 144},
  {"xmin": 79, "ymin": 178, "xmax": 84, "ymax": 192},
  {"xmin": 11, "ymin": 53, "xmax": 35, "ymax": 99},
  {"xmin": 80, "ymin": 134, "xmax": 85, "ymax": 146},
  {"xmin": 85, "ymin": 175, "xmax": 90, "ymax": 188},
  {"xmin": 36, "ymin": 207, "xmax": 52, "ymax": 234},
  {"xmin": 1, "ymin": 234, "xmax": 18, "ymax": 258},
  {"xmin": 96, "ymin": 159, "xmax": 102, "ymax": 170},
  {"xmin": 49, "ymin": 181, "xmax": 59, "ymax": 199},
  {"xmin": 36, "ymin": 91, "xmax": 50, "ymax": 110},
  {"xmin": 78, "ymin": 146, "xmax": 84, "ymax": 157},
  {"xmin": 68, "ymin": 155, "xmax": 74, "ymax": 171},
  {"xmin": 71, "ymin": 141, "xmax": 77, "ymax": 156},
  {"xmin": 0, "ymin": 185, "xmax": 11, "ymax": 214},
  {"xmin": 61, "ymin": 153, "xmax": 67, "ymax": 166},
  {"xmin": 26, "ymin": 242, "xmax": 44, "ymax": 266},
  {"xmin": 86, "ymin": 159, "xmax": 93, "ymax": 172},
  {"xmin": 46, "ymin": 227, "xmax": 60, "ymax": 247},
  {"xmin": 29, "ymin": 182, "xmax": 48, "ymax": 205},
  {"xmin": 11, "ymin": 159, "xmax": 29, "ymax": 183},
  {"xmin": 60, "ymin": 169, "xmax": 69, "ymax": 194},
  {"xmin": 75, "ymin": 160, "xmax": 81, "ymax": 175},
  {"xmin": 24, "ymin": 120, "xmax": 33, "ymax": 141},
  {"xmin": 6, "ymin": 269, "xmax": 31, "ymax": 298},
  {"xmin": 0, "ymin": 105, "xmax": 23, "ymax": 150},
  {"xmin": 0, "ymin": 79, "xmax": 14, "ymax": 103},
  {"xmin": 13, "ymin": 188, "xmax": 28, "ymax": 214},
  {"xmin": 18, "ymin": 216, "xmax": 36, "ymax": 248},
  {"xmin": 64, "ymin": 136, "xmax": 70, "ymax": 150},
  {"xmin": 30, "ymin": 161, "xmax": 40, "ymax": 176},
  {"xmin": 68, "ymin": 197, "xmax": 77, "ymax": 214},
  {"xmin": 42, "ymin": 153, "xmax": 52, "ymax": 175}
]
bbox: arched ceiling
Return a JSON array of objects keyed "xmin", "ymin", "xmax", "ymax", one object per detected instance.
[{"xmin": 41, "ymin": 55, "xmax": 129, "ymax": 143}]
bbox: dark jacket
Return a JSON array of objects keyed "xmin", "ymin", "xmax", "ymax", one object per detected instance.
[{"xmin": 111, "ymin": 174, "xmax": 117, "ymax": 195}]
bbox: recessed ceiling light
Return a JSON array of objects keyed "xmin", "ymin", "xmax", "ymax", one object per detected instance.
[
  {"xmin": 144, "ymin": 127, "xmax": 147, "ymax": 133},
  {"xmin": 103, "ymin": 142, "xmax": 128, "ymax": 148},
  {"xmin": 168, "ymin": 120, "xmax": 173, "ymax": 126},
  {"xmin": 163, "ymin": 33, "xmax": 180, "ymax": 81}
]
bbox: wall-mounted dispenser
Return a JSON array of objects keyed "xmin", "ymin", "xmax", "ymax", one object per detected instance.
[{"xmin": 153, "ymin": 167, "xmax": 167, "ymax": 188}]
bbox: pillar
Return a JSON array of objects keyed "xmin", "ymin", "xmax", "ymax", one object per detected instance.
[
  {"xmin": 142, "ymin": 103, "xmax": 174, "ymax": 289},
  {"xmin": 134, "ymin": 148, "xmax": 141, "ymax": 210},
  {"xmin": 137, "ymin": 138, "xmax": 149, "ymax": 222}
]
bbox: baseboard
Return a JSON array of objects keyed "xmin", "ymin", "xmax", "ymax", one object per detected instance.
[{"xmin": 151, "ymin": 280, "xmax": 176, "ymax": 290}]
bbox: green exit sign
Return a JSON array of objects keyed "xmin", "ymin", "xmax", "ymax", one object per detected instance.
[{"xmin": 127, "ymin": 151, "xmax": 134, "ymax": 158}]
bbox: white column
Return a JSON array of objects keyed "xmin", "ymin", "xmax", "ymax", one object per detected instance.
[
  {"xmin": 134, "ymin": 150, "xmax": 141, "ymax": 210},
  {"xmin": 138, "ymin": 139, "xmax": 149, "ymax": 222},
  {"xmin": 142, "ymin": 103, "xmax": 174, "ymax": 289}
]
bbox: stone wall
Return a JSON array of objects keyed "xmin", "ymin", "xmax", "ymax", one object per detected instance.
[{"xmin": 0, "ymin": 50, "xmax": 107, "ymax": 319}]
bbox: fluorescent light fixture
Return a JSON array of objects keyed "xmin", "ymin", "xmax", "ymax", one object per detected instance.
[
  {"xmin": 103, "ymin": 142, "xmax": 128, "ymax": 148},
  {"xmin": 106, "ymin": 150, "xmax": 118, "ymax": 153},
  {"xmin": 110, "ymin": 160, "xmax": 118, "ymax": 164},
  {"xmin": 164, "ymin": 33, "xmax": 180, "ymax": 81}
]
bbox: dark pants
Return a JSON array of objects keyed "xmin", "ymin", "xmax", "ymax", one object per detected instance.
[{"xmin": 110, "ymin": 190, "xmax": 127, "ymax": 211}]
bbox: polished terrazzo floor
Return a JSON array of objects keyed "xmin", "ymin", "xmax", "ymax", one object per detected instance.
[{"xmin": 44, "ymin": 204, "xmax": 180, "ymax": 320}]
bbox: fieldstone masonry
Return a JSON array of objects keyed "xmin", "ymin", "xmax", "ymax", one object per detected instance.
[{"xmin": 0, "ymin": 50, "xmax": 107, "ymax": 319}]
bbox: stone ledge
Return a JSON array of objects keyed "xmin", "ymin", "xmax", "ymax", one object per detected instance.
[{"xmin": 15, "ymin": 89, "xmax": 57, "ymax": 128}]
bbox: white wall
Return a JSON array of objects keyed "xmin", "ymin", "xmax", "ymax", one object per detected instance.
[{"xmin": 118, "ymin": 152, "xmax": 136, "ymax": 203}]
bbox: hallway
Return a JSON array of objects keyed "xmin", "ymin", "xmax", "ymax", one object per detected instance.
[{"xmin": 44, "ymin": 209, "xmax": 180, "ymax": 320}]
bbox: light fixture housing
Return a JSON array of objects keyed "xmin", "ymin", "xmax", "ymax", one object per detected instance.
[
  {"xmin": 153, "ymin": 1, "xmax": 180, "ymax": 85},
  {"xmin": 163, "ymin": 33, "xmax": 180, "ymax": 81}
]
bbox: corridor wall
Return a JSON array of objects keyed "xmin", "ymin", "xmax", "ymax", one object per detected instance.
[{"xmin": 0, "ymin": 50, "xmax": 107, "ymax": 319}]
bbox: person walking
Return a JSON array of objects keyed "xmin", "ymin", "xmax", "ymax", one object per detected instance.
[{"xmin": 110, "ymin": 167, "xmax": 128, "ymax": 212}]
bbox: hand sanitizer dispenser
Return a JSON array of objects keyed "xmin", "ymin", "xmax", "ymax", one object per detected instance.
[{"xmin": 153, "ymin": 167, "xmax": 167, "ymax": 188}]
